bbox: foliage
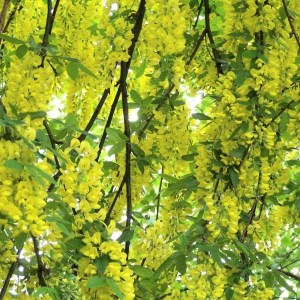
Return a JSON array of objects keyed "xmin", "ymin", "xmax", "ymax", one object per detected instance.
[{"xmin": 0, "ymin": 0, "xmax": 300, "ymax": 299}]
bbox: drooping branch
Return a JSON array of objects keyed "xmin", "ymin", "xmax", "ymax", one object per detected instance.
[
  {"xmin": 120, "ymin": 61, "xmax": 132, "ymax": 260},
  {"xmin": 0, "ymin": 248, "xmax": 22, "ymax": 300},
  {"xmin": 282, "ymin": 0, "xmax": 300, "ymax": 49},
  {"xmin": 137, "ymin": 27, "xmax": 208, "ymax": 137},
  {"xmin": 32, "ymin": 236, "xmax": 47, "ymax": 287},
  {"xmin": 156, "ymin": 166, "xmax": 164, "ymax": 221},
  {"xmin": 78, "ymin": 88, "xmax": 110, "ymax": 143},
  {"xmin": 0, "ymin": 0, "xmax": 10, "ymax": 33},
  {"xmin": 95, "ymin": 86, "xmax": 121, "ymax": 161},
  {"xmin": 203, "ymin": 0, "xmax": 223, "ymax": 75},
  {"xmin": 193, "ymin": 0, "xmax": 204, "ymax": 29},
  {"xmin": 43, "ymin": 119, "xmax": 61, "ymax": 171},
  {"xmin": 105, "ymin": 177, "xmax": 126, "ymax": 225},
  {"xmin": 39, "ymin": 0, "xmax": 61, "ymax": 67},
  {"xmin": 2, "ymin": 1, "xmax": 22, "ymax": 34}
]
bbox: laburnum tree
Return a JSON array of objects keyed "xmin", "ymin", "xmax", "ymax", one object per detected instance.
[{"xmin": 0, "ymin": 0, "xmax": 300, "ymax": 299}]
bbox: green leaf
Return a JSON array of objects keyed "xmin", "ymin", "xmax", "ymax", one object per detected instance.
[
  {"xmin": 192, "ymin": 113, "xmax": 212, "ymax": 120},
  {"xmin": 131, "ymin": 143, "xmax": 145, "ymax": 157},
  {"xmin": 19, "ymin": 111, "xmax": 46, "ymax": 120},
  {"xmin": 295, "ymin": 199, "xmax": 300, "ymax": 212},
  {"xmin": 106, "ymin": 128, "xmax": 129, "ymax": 142},
  {"xmin": 67, "ymin": 62, "xmax": 79, "ymax": 80},
  {"xmin": 242, "ymin": 50, "xmax": 258, "ymax": 59},
  {"xmin": 272, "ymin": 270, "xmax": 296, "ymax": 294},
  {"xmin": 65, "ymin": 113, "xmax": 78, "ymax": 126},
  {"xmin": 25, "ymin": 164, "xmax": 55, "ymax": 185},
  {"xmin": 78, "ymin": 63, "xmax": 97, "ymax": 79},
  {"xmin": 4, "ymin": 159, "xmax": 24, "ymax": 170},
  {"xmin": 235, "ymin": 70, "xmax": 249, "ymax": 86},
  {"xmin": 130, "ymin": 90, "xmax": 143, "ymax": 103},
  {"xmin": 0, "ymin": 34, "xmax": 24, "ymax": 44},
  {"xmin": 263, "ymin": 271, "xmax": 274, "ymax": 288},
  {"xmin": 15, "ymin": 232, "xmax": 28, "ymax": 250},
  {"xmin": 86, "ymin": 276, "xmax": 106, "ymax": 289},
  {"xmin": 175, "ymin": 254, "xmax": 186, "ymax": 275},
  {"xmin": 159, "ymin": 174, "xmax": 178, "ymax": 183},
  {"xmin": 229, "ymin": 146, "xmax": 246, "ymax": 159},
  {"xmin": 118, "ymin": 229, "xmax": 134, "ymax": 243},
  {"xmin": 108, "ymin": 141, "xmax": 126, "ymax": 156},
  {"xmin": 106, "ymin": 278, "xmax": 124, "ymax": 299},
  {"xmin": 234, "ymin": 239, "xmax": 253, "ymax": 259},
  {"xmin": 181, "ymin": 153, "xmax": 198, "ymax": 161},
  {"xmin": 225, "ymin": 287, "xmax": 234, "ymax": 300},
  {"xmin": 131, "ymin": 265, "xmax": 154, "ymax": 278},
  {"xmin": 229, "ymin": 168, "xmax": 239, "ymax": 188},
  {"xmin": 15, "ymin": 44, "xmax": 28, "ymax": 59},
  {"xmin": 162, "ymin": 175, "xmax": 198, "ymax": 196},
  {"xmin": 154, "ymin": 251, "xmax": 183, "ymax": 279},
  {"xmin": 65, "ymin": 237, "xmax": 84, "ymax": 250},
  {"xmin": 95, "ymin": 256, "xmax": 109, "ymax": 274}
]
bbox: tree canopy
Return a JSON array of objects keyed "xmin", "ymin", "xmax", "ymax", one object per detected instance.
[{"xmin": 0, "ymin": 0, "xmax": 300, "ymax": 299}]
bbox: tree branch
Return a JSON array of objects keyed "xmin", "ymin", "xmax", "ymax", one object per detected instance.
[
  {"xmin": 39, "ymin": 0, "xmax": 61, "ymax": 67},
  {"xmin": 193, "ymin": 0, "xmax": 204, "ymax": 29},
  {"xmin": 32, "ymin": 236, "xmax": 47, "ymax": 287},
  {"xmin": 156, "ymin": 167, "xmax": 164, "ymax": 221},
  {"xmin": 137, "ymin": 27, "xmax": 208, "ymax": 137},
  {"xmin": 105, "ymin": 177, "xmax": 126, "ymax": 225},
  {"xmin": 0, "ymin": 0, "xmax": 10, "ymax": 33},
  {"xmin": 0, "ymin": 248, "xmax": 22, "ymax": 300},
  {"xmin": 78, "ymin": 88, "xmax": 110, "ymax": 143},
  {"xmin": 43, "ymin": 118, "xmax": 61, "ymax": 171},
  {"xmin": 203, "ymin": 0, "xmax": 223, "ymax": 75},
  {"xmin": 276, "ymin": 268, "xmax": 300, "ymax": 282},
  {"xmin": 282, "ymin": 0, "xmax": 300, "ymax": 49},
  {"xmin": 95, "ymin": 86, "xmax": 121, "ymax": 161}
]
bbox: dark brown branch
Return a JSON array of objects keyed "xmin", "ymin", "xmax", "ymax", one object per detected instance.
[
  {"xmin": 193, "ymin": 0, "xmax": 204, "ymax": 29},
  {"xmin": 39, "ymin": 0, "xmax": 61, "ymax": 67},
  {"xmin": 104, "ymin": 177, "xmax": 126, "ymax": 225},
  {"xmin": 156, "ymin": 167, "xmax": 164, "ymax": 221},
  {"xmin": 282, "ymin": 0, "xmax": 300, "ymax": 49},
  {"xmin": 0, "ymin": 248, "xmax": 22, "ymax": 300},
  {"xmin": 187, "ymin": 29, "xmax": 207, "ymax": 65},
  {"xmin": 2, "ymin": 1, "xmax": 22, "ymax": 33},
  {"xmin": 276, "ymin": 268, "xmax": 300, "ymax": 282},
  {"xmin": 78, "ymin": 88, "xmax": 110, "ymax": 143},
  {"xmin": 95, "ymin": 86, "xmax": 121, "ymax": 161},
  {"xmin": 241, "ymin": 172, "xmax": 265, "ymax": 240},
  {"xmin": 43, "ymin": 119, "xmax": 61, "ymax": 171},
  {"xmin": 267, "ymin": 100, "xmax": 294, "ymax": 127},
  {"xmin": 121, "ymin": 61, "xmax": 132, "ymax": 260},
  {"xmin": 32, "ymin": 236, "xmax": 47, "ymax": 287},
  {"xmin": 203, "ymin": 0, "xmax": 223, "ymax": 75},
  {"xmin": 0, "ymin": 0, "xmax": 10, "ymax": 33},
  {"xmin": 138, "ymin": 27, "xmax": 208, "ymax": 137}
]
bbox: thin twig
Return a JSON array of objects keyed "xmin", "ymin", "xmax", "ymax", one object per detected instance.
[
  {"xmin": 276, "ymin": 268, "xmax": 300, "ymax": 282},
  {"xmin": 121, "ymin": 61, "xmax": 132, "ymax": 260},
  {"xmin": 282, "ymin": 0, "xmax": 300, "ymax": 49},
  {"xmin": 32, "ymin": 236, "xmax": 47, "ymax": 287},
  {"xmin": 2, "ymin": 1, "xmax": 22, "ymax": 33},
  {"xmin": 156, "ymin": 167, "xmax": 164, "ymax": 221},
  {"xmin": 39, "ymin": 0, "xmax": 61, "ymax": 67},
  {"xmin": 193, "ymin": 0, "xmax": 204, "ymax": 29},
  {"xmin": 203, "ymin": 0, "xmax": 223, "ymax": 75},
  {"xmin": 0, "ymin": 0, "xmax": 10, "ymax": 33},
  {"xmin": 0, "ymin": 248, "xmax": 22, "ymax": 300},
  {"xmin": 78, "ymin": 88, "xmax": 110, "ymax": 143},
  {"xmin": 104, "ymin": 177, "xmax": 126, "ymax": 225},
  {"xmin": 43, "ymin": 119, "xmax": 61, "ymax": 171},
  {"xmin": 95, "ymin": 86, "xmax": 121, "ymax": 161}
]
